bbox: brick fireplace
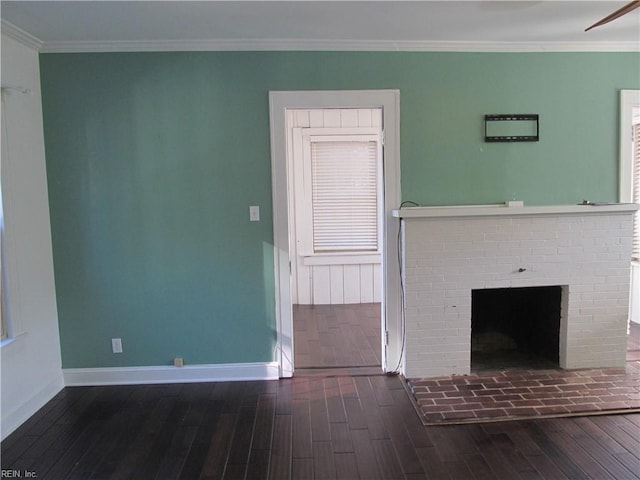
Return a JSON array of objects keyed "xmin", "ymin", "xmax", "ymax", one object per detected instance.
[{"xmin": 393, "ymin": 204, "xmax": 638, "ymax": 379}]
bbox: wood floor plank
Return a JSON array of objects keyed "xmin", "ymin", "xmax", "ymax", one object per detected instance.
[
  {"xmin": 461, "ymin": 452, "xmax": 496, "ymax": 480},
  {"xmin": 329, "ymin": 422, "xmax": 353, "ymax": 454},
  {"xmin": 245, "ymin": 449, "xmax": 270, "ymax": 480},
  {"xmin": 490, "ymin": 431, "xmax": 543, "ymax": 479},
  {"xmin": 309, "ymin": 384, "xmax": 332, "ymax": 443},
  {"xmin": 134, "ymin": 400, "xmax": 192, "ymax": 479},
  {"xmin": 0, "ymin": 435, "xmax": 38, "ymax": 466},
  {"xmin": 369, "ymin": 375, "xmax": 395, "ymax": 407},
  {"xmin": 155, "ymin": 425, "xmax": 198, "ymax": 480},
  {"xmin": 350, "ymin": 428, "xmax": 383, "ymax": 480},
  {"xmin": 267, "ymin": 415, "xmax": 292, "ymax": 480},
  {"xmin": 342, "ymin": 397, "xmax": 367, "ymax": 430},
  {"xmin": 324, "ymin": 378, "xmax": 347, "ymax": 424},
  {"xmin": 291, "ymin": 457, "xmax": 313, "ymax": 479},
  {"xmin": 353, "ymin": 377, "xmax": 389, "ymax": 440},
  {"xmin": 465, "ymin": 425, "xmax": 523, "ymax": 480},
  {"xmin": 379, "ymin": 404, "xmax": 425, "ymax": 475},
  {"xmin": 588, "ymin": 415, "xmax": 640, "ymax": 461},
  {"xmin": 527, "ymin": 421, "xmax": 592, "ymax": 480},
  {"xmin": 252, "ymin": 394, "xmax": 276, "ymax": 451},
  {"xmin": 414, "ymin": 445, "xmax": 452, "ymax": 480},
  {"xmin": 333, "ymin": 452, "xmax": 359, "ymax": 479},
  {"xmin": 200, "ymin": 413, "xmax": 237, "ymax": 479},
  {"xmin": 559, "ymin": 427, "xmax": 639, "ymax": 480},
  {"xmin": 226, "ymin": 405, "xmax": 258, "ymax": 468},
  {"xmin": 174, "ymin": 399, "xmax": 224, "ymax": 480},
  {"xmin": 613, "ymin": 452, "xmax": 640, "ymax": 478},
  {"xmin": 312, "ymin": 441, "xmax": 337, "ymax": 479},
  {"xmin": 19, "ymin": 387, "xmax": 89, "ymax": 438},
  {"xmin": 443, "ymin": 458, "xmax": 476, "ymax": 480},
  {"xmin": 177, "ymin": 441, "xmax": 211, "ymax": 480},
  {"xmin": 371, "ymin": 438, "xmax": 405, "ymax": 479},
  {"xmin": 42, "ymin": 418, "xmax": 103, "ymax": 479},
  {"xmin": 292, "ymin": 398, "xmax": 312, "ymax": 459},
  {"xmin": 67, "ymin": 408, "xmax": 136, "ymax": 479},
  {"xmin": 490, "ymin": 423, "xmax": 571, "ymax": 480},
  {"xmin": 546, "ymin": 428, "xmax": 616, "ymax": 480}
]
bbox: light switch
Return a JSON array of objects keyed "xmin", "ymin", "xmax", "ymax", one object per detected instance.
[{"xmin": 250, "ymin": 205, "xmax": 260, "ymax": 222}]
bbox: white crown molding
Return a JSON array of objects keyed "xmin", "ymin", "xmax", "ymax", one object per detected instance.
[
  {"xmin": 62, "ymin": 361, "xmax": 280, "ymax": 386},
  {"xmin": 1, "ymin": 20, "xmax": 43, "ymax": 51},
  {"xmin": 39, "ymin": 38, "xmax": 640, "ymax": 53}
]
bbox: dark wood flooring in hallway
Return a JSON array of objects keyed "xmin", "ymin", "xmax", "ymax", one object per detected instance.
[{"xmin": 293, "ymin": 303, "xmax": 381, "ymax": 370}]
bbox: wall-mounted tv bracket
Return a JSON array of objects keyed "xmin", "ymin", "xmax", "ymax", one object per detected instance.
[{"xmin": 484, "ymin": 114, "xmax": 539, "ymax": 142}]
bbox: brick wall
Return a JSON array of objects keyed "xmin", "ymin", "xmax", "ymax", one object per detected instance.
[{"xmin": 402, "ymin": 212, "xmax": 633, "ymax": 378}]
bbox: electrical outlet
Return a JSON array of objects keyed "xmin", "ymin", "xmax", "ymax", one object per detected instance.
[
  {"xmin": 174, "ymin": 357, "xmax": 184, "ymax": 367},
  {"xmin": 111, "ymin": 338, "xmax": 123, "ymax": 354},
  {"xmin": 249, "ymin": 205, "xmax": 260, "ymax": 222}
]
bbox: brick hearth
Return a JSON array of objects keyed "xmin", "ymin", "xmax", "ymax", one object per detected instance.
[{"xmin": 407, "ymin": 323, "xmax": 640, "ymax": 424}]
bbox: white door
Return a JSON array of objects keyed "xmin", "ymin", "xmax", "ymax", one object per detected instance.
[
  {"xmin": 269, "ymin": 90, "xmax": 402, "ymax": 377},
  {"xmin": 288, "ymin": 110, "xmax": 383, "ymax": 305}
]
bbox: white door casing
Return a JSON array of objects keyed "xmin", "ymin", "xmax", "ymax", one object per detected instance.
[{"xmin": 269, "ymin": 90, "xmax": 402, "ymax": 377}]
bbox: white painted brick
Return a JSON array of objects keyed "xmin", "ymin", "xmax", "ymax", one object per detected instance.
[{"xmin": 401, "ymin": 210, "xmax": 634, "ymax": 377}]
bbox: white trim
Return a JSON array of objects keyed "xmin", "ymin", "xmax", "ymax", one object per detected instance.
[
  {"xmin": 303, "ymin": 253, "xmax": 381, "ymax": 266},
  {"xmin": 1, "ymin": 20, "xmax": 43, "ymax": 51},
  {"xmin": 269, "ymin": 90, "xmax": 402, "ymax": 377},
  {"xmin": 393, "ymin": 203, "xmax": 640, "ymax": 219},
  {"xmin": 1, "ymin": 18, "xmax": 636, "ymax": 54},
  {"xmin": 1, "ymin": 374, "xmax": 64, "ymax": 441},
  {"xmin": 62, "ymin": 362, "xmax": 280, "ymax": 386},
  {"xmin": 631, "ymin": 263, "xmax": 640, "ymax": 325},
  {"xmin": 38, "ymin": 38, "xmax": 640, "ymax": 53}
]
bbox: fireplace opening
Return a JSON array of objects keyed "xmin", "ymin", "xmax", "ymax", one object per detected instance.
[{"xmin": 471, "ymin": 286, "xmax": 562, "ymax": 371}]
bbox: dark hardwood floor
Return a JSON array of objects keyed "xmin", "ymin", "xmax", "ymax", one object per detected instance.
[
  {"xmin": 2, "ymin": 323, "xmax": 638, "ymax": 479},
  {"xmin": 293, "ymin": 303, "xmax": 381, "ymax": 369},
  {"xmin": 2, "ymin": 375, "xmax": 639, "ymax": 478}
]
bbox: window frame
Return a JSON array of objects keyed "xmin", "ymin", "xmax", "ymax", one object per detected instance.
[{"xmin": 296, "ymin": 127, "xmax": 384, "ymax": 262}]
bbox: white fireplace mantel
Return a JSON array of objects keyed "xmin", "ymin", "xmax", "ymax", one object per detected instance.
[{"xmin": 393, "ymin": 203, "xmax": 639, "ymax": 219}]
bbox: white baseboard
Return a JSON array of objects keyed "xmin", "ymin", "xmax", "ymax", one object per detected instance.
[
  {"xmin": 1, "ymin": 374, "xmax": 65, "ymax": 441},
  {"xmin": 62, "ymin": 362, "xmax": 280, "ymax": 386}
]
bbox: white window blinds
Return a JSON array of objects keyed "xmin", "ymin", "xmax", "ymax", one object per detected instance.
[
  {"xmin": 310, "ymin": 137, "xmax": 380, "ymax": 252},
  {"xmin": 632, "ymin": 122, "xmax": 640, "ymax": 261}
]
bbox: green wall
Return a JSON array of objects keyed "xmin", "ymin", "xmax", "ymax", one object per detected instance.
[{"xmin": 39, "ymin": 51, "xmax": 639, "ymax": 368}]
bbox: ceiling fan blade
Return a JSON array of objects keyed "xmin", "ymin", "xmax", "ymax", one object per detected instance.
[{"xmin": 585, "ymin": 0, "xmax": 640, "ymax": 31}]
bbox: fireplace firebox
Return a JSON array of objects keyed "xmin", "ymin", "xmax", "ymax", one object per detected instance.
[{"xmin": 471, "ymin": 286, "xmax": 562, "ymax": 371}]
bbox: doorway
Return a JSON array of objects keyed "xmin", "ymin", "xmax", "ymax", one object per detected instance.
[
  {"xmin": 287, "ymin": 108, "xmax": 383, "ymax": 372},
  {"xmin": 269, "ymin": 90, "xmax": 402, "ymax": 377}
]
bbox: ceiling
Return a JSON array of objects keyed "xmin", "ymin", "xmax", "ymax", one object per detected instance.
[{"xmin": 1, "ymin": 1, "xmax": 639, "ymax": 52}]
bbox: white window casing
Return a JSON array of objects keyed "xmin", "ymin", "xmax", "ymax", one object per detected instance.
[
  {"xmin": 632, "ymin": 119, "xmax": 639, "ymax": 261},
  {"xmin": 297, "ymin": 128, "xmax": 383, "ymax": 260}
]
